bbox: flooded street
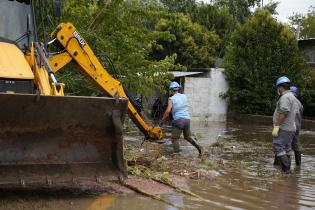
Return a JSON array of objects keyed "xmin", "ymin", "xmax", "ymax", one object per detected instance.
[
  {"xmin": 1, "ymin": 117, "xmax": 315, "ymax": 210},
  {"xmin": 185, "ymin": 120, "xmax": 315, "ymax": 210}
]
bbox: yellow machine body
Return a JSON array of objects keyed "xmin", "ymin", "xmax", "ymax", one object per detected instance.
[
  {"xmin": 0, "ymin": 6, "xmax": 162, "ymax": 190},
  {"xmin": 0, "ymin": 42, "xmax": 34, "ymax": 79},
  {"xmin": 48, "ymin": 23, "xmax": 163, "ymax": 140}
]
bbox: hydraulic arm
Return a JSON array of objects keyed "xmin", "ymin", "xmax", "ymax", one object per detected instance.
[{"xmin": 48, "ymin": 22, "xmax": 163, "ymax": 140}]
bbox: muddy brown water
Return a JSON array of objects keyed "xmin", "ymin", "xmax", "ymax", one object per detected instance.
[{"xmin": 0, "ymin": 118, "xmax": 315, "ymax": 210}]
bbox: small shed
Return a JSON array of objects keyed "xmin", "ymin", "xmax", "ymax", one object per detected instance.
[
  {"xmin": 298, "ymin": 38, "xmax": 315, "ymax": 68},
  {"xmin": 171, "ymin": 68, "xmax": 228, "ymax": 122}
]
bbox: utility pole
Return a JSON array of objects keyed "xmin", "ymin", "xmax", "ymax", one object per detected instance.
[
  {"xmin": 261, "ymin": 0, "xmax": 264, "ymax": 8},
  {"xmin": 295, "ymin": 18, "xmax": 302, "ymax": 39}
]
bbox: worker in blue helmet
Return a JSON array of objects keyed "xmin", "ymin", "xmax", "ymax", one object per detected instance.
[
  {"xmin": 272, "ymin": 76, "xmax": 299, "ymax": 172},
  {"xmin": 159, "ymin": 81, "xmax": 204, "ymax": 156},
  {"xmin": 290, "ymin": 86, "xmax": 303, "ymax": 166}
]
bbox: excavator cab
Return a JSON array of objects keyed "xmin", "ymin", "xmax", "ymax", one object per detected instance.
[
  {"xmin": 0, "ymin": 0, "xmax": 35, "ymax": 51},
  {"xmin": 0, "ymin": 0, "xmax": 36, "ymax": 93},
  {"xmin": 0, "ymin": 0, "xmax": 128, "ymax": 191}
]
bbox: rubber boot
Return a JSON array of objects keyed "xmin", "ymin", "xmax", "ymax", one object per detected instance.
[
  {"xmin": 273, "ymin": 155, "xmax": 280, "ymax": 166},
  {"xmin": 186, "ymin": 137, "xmax": 203, "ymax": 155},
  {"xmin": 278, "ymin": 155, "xmax": 291, "ymax": 172},
  {"xmin": 294, "ymin": 151, "xmax": 301, "ymax": 166},
  {"xmin": 287, "ymin": 155, "xmax": 291, "ymax": 170},
  {"xmin": 172, "ymin": 139, "xmax": 180, "ymax": 153}
]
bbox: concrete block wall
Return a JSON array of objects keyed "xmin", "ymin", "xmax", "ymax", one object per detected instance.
[{"xmin": 184, "ymin": 68, "xmax": 228, "ymax": 122}]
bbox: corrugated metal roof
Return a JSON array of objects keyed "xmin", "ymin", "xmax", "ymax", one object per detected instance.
[{"xmin": 170, "ymin": 71, "xmax": 203, "ymax": 78}]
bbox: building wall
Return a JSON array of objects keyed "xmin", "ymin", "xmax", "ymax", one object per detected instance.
[
  {"xmin": 298, "ymin": 39, "xmax": 315, "ymax": 67},
  {"xmin": 184, "ymin": 68, "xmax": 228, "ymax": 122},
  {"xmin": 302, "ymin": 45, "xmax": 315, "ymax": 65}
]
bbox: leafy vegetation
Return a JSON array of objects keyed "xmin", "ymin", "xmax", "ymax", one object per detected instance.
[
  {"xmin": 223, "ymin": 10, "xmax": 307, "ymax": 114},
  {"xmin": 189, "ymin": 4, "xmax": 237, "ymax": 57},
  {"xmin": 301, "ymin": 70, "xmax": 315, "ymax": 116},
  {"xmin": 34, "ymin": 0, "xmax": 315, "ymax": 116},
  {"xmin": 214, "ymin": 0, "xmax": 260, "ymax": 23},
  {"xmin": 151, "ymin": 13, "xmax": 220, "ymax": 69}
]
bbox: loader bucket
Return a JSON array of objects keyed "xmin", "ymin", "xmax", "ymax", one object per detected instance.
[{"xmin": 0, "ymin": 93, "xmax": 128, "ymax": 192}]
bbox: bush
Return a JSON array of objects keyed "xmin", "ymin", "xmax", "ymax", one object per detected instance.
[
  {"xmin": 151, "ymin": 13, "xmax": 220, "ymax": 69},
  {"xmin": 223, "ymin": 10, "xmax": 308, "ymax": 115},
  {"xmin": 301, "ymin": 70, "xmax": 315, "ymax": 116}
]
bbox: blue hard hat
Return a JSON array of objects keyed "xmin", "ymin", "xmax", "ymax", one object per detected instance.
[
  {"xmin": 169, "ymin": 81, "xmax": 181, "ymax": 90},
  {"xmin": 276, "ymin": 76, "xmax": 291, "ymax": 86},
  {"xmin": 290, "ymin": 86, "xmax": 300, "ymax": 97}
]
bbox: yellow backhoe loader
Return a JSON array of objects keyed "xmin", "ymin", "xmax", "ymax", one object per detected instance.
[{"xmin": 0, "ymin": 0, "xmax": 163, "ymax": 191}]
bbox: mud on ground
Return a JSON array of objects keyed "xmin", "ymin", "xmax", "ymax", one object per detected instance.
[{"xmin": 123, "ymin": 138, "xmax": 227, "ymax": 194}]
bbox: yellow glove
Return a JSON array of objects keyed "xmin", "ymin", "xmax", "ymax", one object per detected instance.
[{"xmin": 272, "ymin": 126, "xmax": 280, "ymax": 137}]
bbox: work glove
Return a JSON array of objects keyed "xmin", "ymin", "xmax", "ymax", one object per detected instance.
[
  {"xmin": 272, "ymin": 126, "xmax": 280, "ymax": 137},
  {"xmin": 158, "ymin": 120, "xmax": 165, "ymax": 127}
]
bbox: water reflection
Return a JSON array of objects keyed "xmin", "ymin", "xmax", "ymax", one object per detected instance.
[
  {"xmin": 179, "ymin": 121, "xmax": 227, "ymax": 155},
  {"xmin": 185, "ymin": 119, "xmax": 315, "ymax": 210},
  {"xmin": 87, "ymin": 195, "xmax": 116, "ymax": 210},
  {"xmin": 191, "ymin": 121, "xmax": 227, "ymax": 145},
  {"xmin": 166, "ymin": 193, "xmax": 184, "ymax": 210}
]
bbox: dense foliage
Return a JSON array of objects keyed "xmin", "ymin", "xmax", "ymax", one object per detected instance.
[
  {"xmin": 151, "ymin": 13, "xmax": 220, "ymax": 69},
  {"xmin": 189, "ymin": 4, "xmax": 237, "ymax": 57},
  {"xmin": 223, "ymin": 10, "xmax": 308, "ymax": 114},
  {"xmin": 214, "ymin": 0, "xmax": 260, "ymax": 23},
  {"xmin": 287, "ymin": 6, "xmax": 315, "ymax": 116},
  {"xmin": 302, "ymin": 70, "xmax": 315, "ymax": 117},
  {"xmin": 35, "ymin": 0, "xmax": 315, "ymax": 116},
  {"xmin": 46, "ymin": 0, "xmax": 178, "ymax": 96},
  {"xmin": 36, "ymin": 0, "xmax": 223, "ymax": 96}
]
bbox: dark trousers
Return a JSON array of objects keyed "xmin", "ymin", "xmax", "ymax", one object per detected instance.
[
  {"xmin": 171, "ymin": 118, "xmax": 201, "ymax": 153},
  {"xmin": 291, "ymin": 130, "xmax": 300, "ymax": 152},
  {"xmin": 272, "ymin": 129, "xmax": 295, "ymax": 156}
]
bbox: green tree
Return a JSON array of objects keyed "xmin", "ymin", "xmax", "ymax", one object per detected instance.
[
  {"xmin": 160, "ymin": 0, "xmax": 196, "ymax": 13},
  {"xmin": 302, "ymin": 70, "xmax": 315, "ymax": 116},
  {"xmin": 37, "ymin": 0, "xmax": 175, "ymax": 96},
  {"xmin": 190, "ymin": 4, "xmax": 238, "ymax": 57},
  {"xmin": 287, "ymin": 6, "xmax": 315, "ymax": 116},
  {"xmin": 263, "ymin": 1, "xmax": 279, "ymax": 15},
  {"xmin": 214, "ymin": 0, "xmax": 260, "ymax": 23},
  {"xmin": 151, "ymin": 13, "xmax": 220, "ymax": 69},
  {"xmin": 223, "ymin": 10, "xmax": 307, "ymax": 114}
]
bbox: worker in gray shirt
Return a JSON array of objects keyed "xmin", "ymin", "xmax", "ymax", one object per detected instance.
[
  {"xmin": 290, "ymin": 86, "xmax": 303, "ymax": 166},
  {"xmin": 272, "ymin": 76, "xmax": 299, "ymax": 172}
]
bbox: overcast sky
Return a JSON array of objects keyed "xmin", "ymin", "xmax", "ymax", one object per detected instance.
[
  {"xmin": 199, "ymin": 0, "xmax": 314, "ymax": 23},
  {"xmin": 271, "ymin": 0, "xmax": 314, "ymax": 23}
]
